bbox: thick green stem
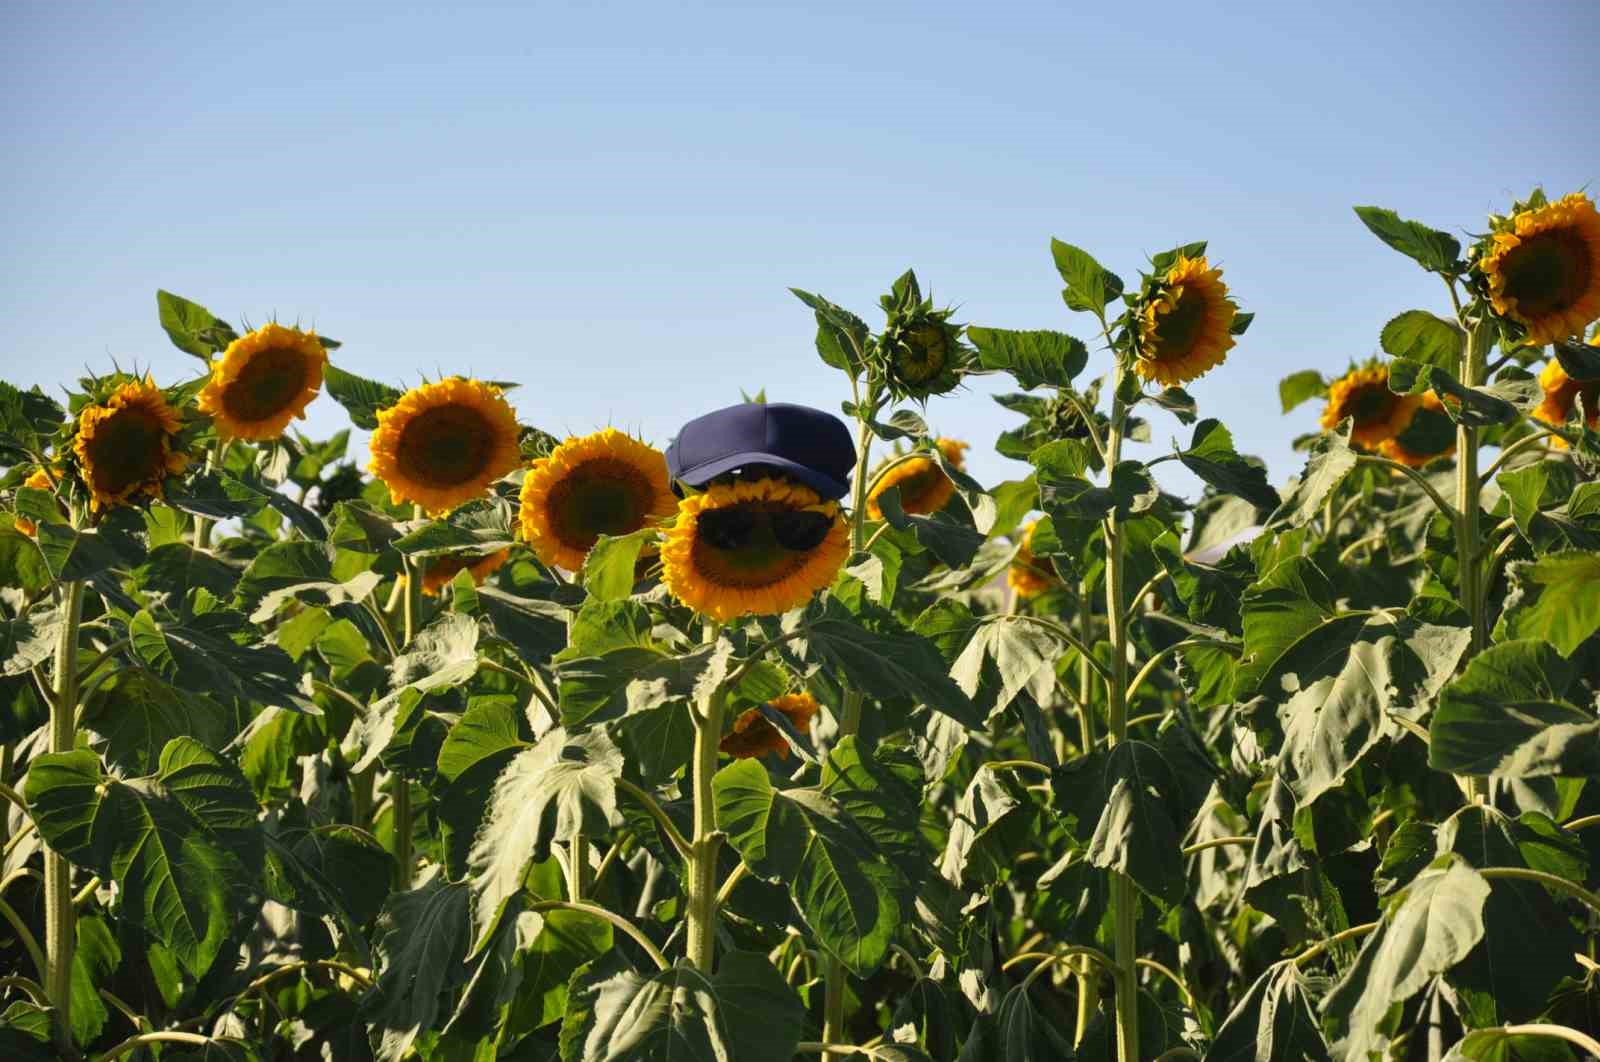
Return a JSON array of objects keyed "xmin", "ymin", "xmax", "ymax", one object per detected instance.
[
  {"xmin": 1076, "ymin": 580, "xmax": 1095, "ymax": 755},
  {"xmin": 45, "ymin": 578, "xmax": 84, "ymax": 1053},
  {"xmin": 684, "ymin": 681, "xmax": 726, "ymax": 971},
  {"xmin": 393, "ymin": 532, "xmax": 423, "ymax": 888},
  {"xmin": 1102, "ymin": 362, "xmax": 1140, "ymax": 1062},
  {"xmin": 1454, "ymin": 321, "xmax": 1491, "ymax": 804}
]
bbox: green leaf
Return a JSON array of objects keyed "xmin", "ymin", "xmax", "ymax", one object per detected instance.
[
  {"xmin": 1554, "ymin": 336, "xmax": 1600, "ymax": 381},
  {"xmin": 1380, "ymin": 310, "xmax": 1464, "ymax": 374},
  {"xmin": 1428, "ymin": 366, "xmax": 1520, "ymax": 426},
  {"xmin": 156, "ymin": 290, "xmax": 238, "ymax": 358},
  {"xmin": 0, "ymin": 527, "xmax": 50, "ymax": 593},
  {"xmin": 968, "ymin": 326, "xmax": 1089, "ymax": 390},
  {"xmin": 948, "ymin": 616, "xmax": 1060, "ymax": 722},
  {"xmin": 1206, "ymin": 961, "xmax": 1330, "ymax": 1062},
  {"xmin": 1443, "ymin": 1028, "xmax": 1578, "ymax": 1061},
  {"xmin": 1036, "ymin": 456, "xmax": 1158, "ymax": 521},
  {"xmin": 324, "ymin": 364, "xmax": 404, "ymax": 431},
  {"xmin": 1051, "ymin": 238, "xmax": 1124, "ymax": 314},
  {"xmin": 468, "ymin": 727, "xmax": 622, "ymax": 946},
  {"xmin": 1499, "ymin": 552, "xmax": 1600, "ymax": 657},
  {"xmin": 134, "ymin": 542, "xmax": 239, "ymax": 601},
  {"xmin": 363, "ymin": 867, "xmax": 476, "ymax": 1062},
  {"xmin": 392, "ymin": 499, "xmax": 518, "ymax": 557},
  {"xmin": 1323, "ymin": 858, "xmax": 1490, "ymax": 1059},
  {"xmin": 1179, "ymin": 419, "xmax": 1279, "ymax": 511},
  {"xmin": 877, "ymin": 487, "xmax": 985, "ymax": 569},
  {"xmin": 0, "ymin": 380, "xmax": 65, "ymax": 460},
  {"xmin": 34, "ymin": 522, "xmax": 131, "ymax": 582},
  {"xmin": 805, "ymin": 608, "xmax": 981, "ymax": 729},
  {"xmin": 268, "ymin": 824, "xmax": 394, "ymax": 927},
  {"xmin": 1430, "ymin": 640, "xmax": 1599, "ymax": 777},
  {"xmin": 129, "ymin": 608, "xmax": 314, "ymax": 712},
  {"xmin": 581, "ymin": 529, "xmax": 654, "ymax": 602},
  {"xmin": 0, "ymin": 609, "xmax": 60, "ymax": 678},
  {"xmin": 1270, "ymin": 426, "xmax": 1357, "ymax": 528},
  {"xmin": 1084, "ymin": 740, "xmax": 1187, "ymax": 904},
  {"xmin": 939, "ymin": 769, "xmax": 1033, "ymax": 887},
  {"xmin": 791, "ymin": 288, "xmax": 869, "ymax": 376},
  {"xmin": 993, "ymin": 981, "xmax": 1078, "ymax": 1061},
  {"xmin": 80, "ymin": 670, "xmax": 233, "ymax": 775},
  {"xmin": 1352, "ymin": 206, "xmax": 1463, "ymax": 274}
]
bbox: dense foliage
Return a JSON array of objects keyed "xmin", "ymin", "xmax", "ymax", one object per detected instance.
[{"xmin": 3, "ymin": 190, "xmax": 1600, "ymax": 1061}]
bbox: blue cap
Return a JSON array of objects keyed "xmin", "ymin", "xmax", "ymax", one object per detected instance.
[{"xmin": 667, "ymin": 402, "xmax": 855, "ymax": 500}]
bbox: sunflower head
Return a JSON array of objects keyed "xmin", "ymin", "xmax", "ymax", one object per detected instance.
[
  {"xmin": 719, "ymin": 691, "xmax": 820, "ymax": 761},
  {"xmin": 1134, "ymin": 256, "xmax": 1240, "ymax": 387},
  {"xmin": 661, "ymin": 476, "xmax": 849, "ymax": 622},
  {"xmin": 196, "ymin": 322, "xmax": 327, "ymax": 441},
  {"xmin": 71, "ymin": 375, "xmax": 191, "ymax": 513},
  {"xmin": 877, "ymin": 271, "xmax": 973, "ymax": 400},
  {"xmin": 1534, "ymin": 355, "xmax": 1600, "ymax": 445},
  {"xmin": 368, "ymin": 377, "xmax": 522, "ymax": 515},
  {"xmin": 13, "ymin": 468, "xmax": 56, "ymax": 536},
  {"xmin": 418, "ymin": 548, "xmax": 510, "ymax": 596},
  {"xmin": 1007, "ymin": 519, "xmax": 1056, "ymax": 599},
  {"xmin": 1378, "ymin": 392, "xmax": 1456, "ymax": 468},
  {"xmin": 1320, "ymin": 363, "xmax": 1423, "ymax": 450},
  {"xmin": 1475, "ymin": 191, "xmax": 1600, "ymax": 346},
  {"xmin": 518, "ymin": 429, "xmax": 676, "ymax": 571},
  {"xmin": 865, "ymin": 437, "xmax": 968, "ymax": 519}
]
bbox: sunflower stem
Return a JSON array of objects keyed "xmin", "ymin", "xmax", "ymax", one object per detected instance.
[
  {"xmin": 1103, "ymin": 357, "xmax": 1140, "ymax": 1062},
  {"xmin": 392, "ymin": 514, "xmax": 423, "ymax": 888},
  {"xmin": 45, "ymin": 576, "xmax": 84, "ymax": 1054},
  {"xmin": 1454, "ymin": 319, "xmax": 1493, "ymax": 805},
  {"xmin": 684, "ymin": 625, "xmax": 727, "ymax": 972}
]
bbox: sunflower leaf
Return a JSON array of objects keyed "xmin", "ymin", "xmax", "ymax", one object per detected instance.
[
  {"xmin": 580, "ymin": 529, "xmax": 654, "ymax": 603},
  {"xmin": 1269, "ymin": 424, "xmax": 1357, "ymax": 528},
  {"xmin": 791, "ymin": 288, "xmax": 869, "ymax": 376},
  {"xmin": 1554, "ymin": 336, "xmax": 1600, "ymax": 381},
  {"xmin": 1352, "ymin": 207, "xmax": 1464, "ymax": 274},
  {"xmin": 1381, "ymin": 310, "xmax": 1464, "ymax": 375},
  {"xmin": 1279, "ymin": 370, "xmax": 1326, "ymax": 412},
  {"xmin": 1427, "ymin": 367, "xmax": 1521, "ymax": 426},
  {"xmin": 324, "ymin": 365, "xmax": 405, "ymax": 431},
  {"xmin": 968, "ymin": 326, "xmax": 1089, "ymax": 390},
  {"xmin": 1051, "ymin": 238, "xmax": 1124, "ymax": 314},
  {"xmin": 804, "ymin": 605, "xmax": 981, "ymax": 729},
  {"xmin": 1498, "ymin": 552, "xmax": 1600, "ymax": 656},
  {"xmin": 156, "ymin": 290, "xmax": 238, "ymax": 360},
  {"xmin": 1178, "ymin": 418, "xmax": 1280, "ymax": 511},
  {"xmin": 877, "ymin": 488, "xmax": 985, "ymax": 570}
]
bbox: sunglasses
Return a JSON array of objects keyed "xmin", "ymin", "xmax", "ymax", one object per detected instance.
[{"xmin": 697, "ymin": 507, "xmax": 835, "ymax": 552}]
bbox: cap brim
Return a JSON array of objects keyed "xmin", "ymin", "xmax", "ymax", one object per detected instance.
[{"xmin": 673, "ymin": 451, "xmax": 850, "ymax": 500}]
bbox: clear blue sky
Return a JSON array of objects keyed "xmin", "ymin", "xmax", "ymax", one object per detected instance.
[{"xmin": 3, "ymin": 0, "xmax": 1594, "ymax": 498}]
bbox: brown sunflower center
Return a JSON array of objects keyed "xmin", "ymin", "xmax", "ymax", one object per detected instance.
[
  {"xmin": 689, "ymin": 502, "xmax": 810, "ymax": 588},
  {"xmin": 396, "ymin": 404, "xmax": 494, "ymax": 487},
  {"xmin": 1346, "ymin": 383, "xmax": 1395, "ymax": 425},
  {"xmin": 545, "ymin": 458, "xmax": 656, "ymax": 551},
  {"xmin": 220, "ymin": 346, "xmax": 309, "ymax": 423},
  {"xmin": 1500, "ymin": 227, "xmax": 1592, "ymax": 319},
  {"xmin": 897, "ymin": 326, "xmax": 947, "ymax": 382},
  {"xmin": 85, "ymin": 406, "xmax": 167, "ymax": 495},
  {"xmin": 1150, "ymin": 285, "xmax": 1207, "ymax": 360},
  {"xmin": 894, "ymin": 464, "xmax": 945, "ymax": 511}
]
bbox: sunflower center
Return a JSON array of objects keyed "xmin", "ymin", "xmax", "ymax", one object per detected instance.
[
  {"xmin": 897, "ymin": 327, "xmax": 947, "ymax": 382},
  {"xmin": 86, "ymin": 407, "xmax": 167, "ymax": 495},
  {"xmin": 1347, "ymin": 383, "xmax": 1394, "ymax": 425},
  {"xmin": 690, "ymin": 502, "xmax": 810, "ymax": 588},
  {"xmin": 1150, "ymin": 286, "xmax": 1207, "ymax": 360},
  {"xmin": 546, "ymin": 458, "xmax": 655, "ymax": 550},
  {"xmin": 894, "ymin": 464, "xmax": 944, "ymax": 510},
  {"xmin": 1500, "ymin": 228, "xmax": 1592, "ymax": 318},
  {"xmin": 220, "ymin": 346, "xmax": 308, "ymax": 423},
  {"xmin": 396, "ymin": 404, "xmax": 494, "ymax": 487}
]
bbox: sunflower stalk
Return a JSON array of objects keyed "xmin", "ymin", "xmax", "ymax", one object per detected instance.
[
  {"xmin": 44, "ymin": 575, "xmax": 85, "ymax": 1053},
  {"xmin": 1454, "ymin": 318, "xmax": 1494, "ymax": 804},
  {"xmin": 683, "ymin": 635, "xmax": 728, "ymax": 972},
  {"xmin": 392, "ymin": 514, "xmax": 424, "ymax": 888}
]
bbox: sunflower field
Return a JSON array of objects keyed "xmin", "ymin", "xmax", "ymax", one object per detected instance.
[{"xmin": 2, "ymin": 190, "xmax": 1600, "ymax": 1062}]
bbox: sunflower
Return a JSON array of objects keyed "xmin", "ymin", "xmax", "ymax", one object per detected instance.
[
  {"xmin": 518, "ymin": 429, "xmax": 676, "ymax": 571},
  {"xmin": 13, "ymin": 468, "xmax": 56, "ymax": 536},
  {"xmin": 1533, "ymin": 353, "xmax": 1600, "ymax": 444},
  {"xmin": 368, "ymin": 378, "xmax": 521, "ymax": 514},
  {"xmin": 1135, "ymin": 256, "xmax": 1239, "ymax": 387},
  {"xmin": 866, "ymin": 438, "xmax": 969, "ymax": 519},
  {"xmin": 73, "ymin": 377, "xmax": 190, "ymax": 512},
  {"xmin": 1006, "ymin": 519, "xmax": 1056, "ymax": 599},
  {"xmin": 1379, "ymin": 392, "xmax": 1457, "ymax": 468},
  {"xmin": 719, "ymin": 691, "xmax": 820, "ymax": 761},
  {"xmin": 418, "ymin": 548, "xmax": 510, "ymax": 596},
  {"xmin": 196, "ymin": 322, "xmax": 327, "ymax": 441},
  {"xmin": 661, "ymin": 476, "xmax": 849, "ymax": 622},
  {"xmin": 1320, "ymin": 364, "xmax": 1423, "ymax": 450},
  {"xmin": 1478, "ymin": 193, "xmax": 1600, "ymax": 345}
]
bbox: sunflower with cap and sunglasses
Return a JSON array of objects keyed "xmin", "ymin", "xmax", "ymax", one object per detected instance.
[{"xmin": 661, "ymin": 402, "xmax": 854, "ymax": 621}]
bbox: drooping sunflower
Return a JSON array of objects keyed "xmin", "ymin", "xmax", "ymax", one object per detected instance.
[
  {"xmin": 719, "ymin": 691, "xmax": 820, "ymax": 761},
  {"xmin": 73, "ymin": 376, "xmax": 190, "ymax": 512},
  {"xmin": 1478, "ymin": 192, "xmax": 1600, "ymax": 346},
  {"xmin": 866, "ymin": 438, "xmax": 969, "ymax": 519},
  {"xmin": 1006, "ymin": 519, "xmax": 1056, "ymax": 599},
  {"xmin": 368, "ymin": 378, "xmax": 521, "ymax": 514},
  {"xmin": 518, "ymin": 429, "xmax": 676, "ymax": 571},
  {"xmin": 661, "ymin": 476, "xmax": 849, "ymax": 622},
  {"xmin": 1320, "ymin": 364, "xmax": 1423, "ymax": 450},
  {"xmin": 196, "ymin": 322, "xmax": 327, "ymax": 441},
  {"xmin": 1379, "ymin": 392, "xmax": 1457, "ymax": 468},
  {"xmin": 13, "ymin": 468, "xmax": 56, "ymax": 536},
  {"xmin": 418, "ymin": 548, "xmax": 511, "ymax": 596},
  {"xmin": 1533, "ymin": 353, "xmax": 1600, "ymax": 444},
  {"xmin": 1135, "ymin": 256, "xmax": 1239, "ymax": 387}
]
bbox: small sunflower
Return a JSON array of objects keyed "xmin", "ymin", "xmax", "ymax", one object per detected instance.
[
  {"xmin": 368, "ymin": 378, "xmax": 521, "ymax": 514},
  {"xmin": 878, "ymin": 273, "xmax": 971, "ymax": 399},
  {"xmin": 418, "ymin": 548, "xmax": 510, "ymax": 596},
  {"xmin": 1533, "ymin": 354, "xmax": 1600, "ymax": 444},
  {"xmin": 1006, "ymin": 519, "xmax": 1056, "ymax": 599},
  {"xmin": 1135, "ymin": 256, "xmax": 1239, "ymax": 387},
  {"xmin": 196, "ymin": 322, "xmax": 327, "ymax": 441},
  {"xmin": 517, "ymin": 429, "xmax": 676, "ymax": 571},
  {"xmin": 661, "ymin": 476, "xmax": 849, "ymax": 622},
  {"xmin": 719, "ymin": 691, "xmax": 820, "ymax": 761},
  {"xmin": 1379, "ymin": 392, "xmax": 1457, "ymax": 468},
  {"xmin": 866, "ymin": 438, "xmax": 968, "ymax": 519},
  {"xmin": 1478, "ymin": 193, "xmax": 1600, "ymax": 346},
  {"xmin": 1320, "ymin": 364, "xmax": 1423, "ymax": 450},
  {"xmin": 73, "ymin": 376, "xmax": 190, "ymax": 513},
  {"xmin": 13, "ymin": 468, "xmax": 56, "ymax": 536}
]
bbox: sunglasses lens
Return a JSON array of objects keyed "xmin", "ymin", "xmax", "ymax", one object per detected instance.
[
  {"xmin": 773, "ymin": 511, "xmax": 833, "ymax": 551},
  {"xmin": 698, "ymin": 509, "xmax": 757, "ymax": 549}
]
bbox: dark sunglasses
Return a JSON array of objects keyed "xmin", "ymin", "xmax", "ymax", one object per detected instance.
[{"xmin": 697, "ymin": 508, "xmax": 835, "ymax": 552}]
